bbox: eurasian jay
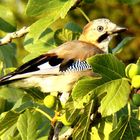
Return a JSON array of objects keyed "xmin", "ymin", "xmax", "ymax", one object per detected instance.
[{"xmin": 0, "ymin": 18, "xmax": 126, "ymax": 94}]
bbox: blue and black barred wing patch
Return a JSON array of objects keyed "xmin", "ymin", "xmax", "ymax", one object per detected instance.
[{"xmin": 60, "ymin": 59, "xmax": 92, "ymax": 72}]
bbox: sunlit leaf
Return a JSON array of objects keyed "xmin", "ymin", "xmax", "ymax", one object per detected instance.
[
  {"xmin": 97, "ymin": 78, "xmax": 130, "ymax": 117},
  {"xmin": 0, "ymin": 5, "xmax": 16, "ymax": 32},
  {"xmin": 87, "ymin": 54, "xmax": 125, "ymax": 79},
  {"xmin": 27, "ymin": 0, "xmax": 76, "ymax": 41},
  {"xmin": 26, "ymin": 0, "xmax": 76, "ymax": 17},
  {"xmin": 0, "ymin": 87, "xmax": 25, "ymax": 111},
  {"xmin": 54, "ymin": 28, "xmax": 80, "ymax": 46},
  {"xmin": 23, "ymin": 28, "xmax": 55, "ymax": 62},
  {"xmin": 0, "ymin": 111, "xmax": 19, "ymax": 136},
  {"xmin": 91, "ymin": 118, "xmax": 113, "ymax": 140},
  {"xmin": 17, "ymin": 109, "xmax": 38, "ymax": 140}
]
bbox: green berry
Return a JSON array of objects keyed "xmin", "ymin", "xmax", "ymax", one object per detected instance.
[
  {"xmin": 132, "ymin": 94, "xmax": 140, "ymax": 107},
  {"xmin": 125, "ymin": 63, "xmax": 140, "ymax": 79},
  {"xmin": 44, "ymin": 95, "xmax": 57, "ymax": 109},
  {"xmin": 132, "ymin": 75, "xmax": 140, "ymax": 88}
]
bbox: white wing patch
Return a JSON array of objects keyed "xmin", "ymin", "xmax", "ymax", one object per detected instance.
[
  {"xmin": 9, "ymin": 60, "xmax": 91, "ymax": 80},
  {"xmin": 9, "ymin": 62, "xmax": 61, "ymax": 80}
]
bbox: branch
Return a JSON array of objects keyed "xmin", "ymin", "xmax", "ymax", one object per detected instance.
[{"xmin": 0, "ymin": 26, "xmax": 30, "ymax": 46}]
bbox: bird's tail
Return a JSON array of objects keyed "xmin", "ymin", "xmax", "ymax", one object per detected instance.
[{"xmin": 0, "ymin": 73, "xmax": 21, "ymax": 86}]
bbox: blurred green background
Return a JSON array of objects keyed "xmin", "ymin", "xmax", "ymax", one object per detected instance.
[{"xmin": 0, "ymin": 0, "xmax": 140, "ymax": 65}]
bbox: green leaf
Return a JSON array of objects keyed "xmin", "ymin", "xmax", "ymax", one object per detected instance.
[
  {"xmin": 0, "ymin": 111, "xmax": 19, "ymax": 136},
  {"xmin": 136, "ymin": 57, "xmax": 140, "ymax": 65},
  {"xmin": 26, "ymin": 0, "xmax": 75, "ymax": 17},
  {"xmin": 65, "ymin": 96, "xmax": 80, "ymax": 122},
  {"xmin": 17, "ymin": 109, "xmax": 38, "ymax": 140},
  {"xmin": 64, "ymin": 22, "xmax": 82, "ymax": 33},
  {"xmin": 23, "ymin": 28, "xmax": 55, "ymax": 62},
  {"xmin": 0, "ymin": 97, "xmax": 6, "ymax": 113},
  {"xmin": 0, "ymin": 87, "xmax": 25, "ymax": 111},
  {"xmin": 12, "ymin": 94, "xmax": 34, "ymax": 113},
  {"xmin": 91, "ymin": 118, "xmax": 113, "ymax": 140},
  {"xmin": 72, "ymin": 101, "xmax": 94, "ymax": 140},
  {"xmin": 72, "ymin": 77, "xmax": 103, "ymax": 101},
  {"xmin": 0, "ymin": 5, "xmax": 16, "ymax": 32},
  {"xmin": 88, "ymin": 54, "xmax": 126, "ymax": 79},
  {"xmin": 112, "ymin": 37, "xmax": 134, "ymax": 54},
  {"xmin": 28, "ymin": 0, "xmax": 76, "ymax": 41},
  {"xmin": 54, "ymin": 28, "xmax": 80, "ymax": 46},
  {"xmin": 97, "ymin": 78, "xmax": 130, "ymax": 117},
  {"xmin": 109, "ymin": 116, "xmax": 140, "ymax": 140},
  {"xmin": 0, "ymin": 43, "xmax": 17, "ymax": 68}
]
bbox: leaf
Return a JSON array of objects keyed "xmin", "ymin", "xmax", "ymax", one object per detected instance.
[
  {"xmin": 0, "ymin": 5, "xmax": 16, "ymax": 32},
  {"xmin": 64, "ymin": 22, "xmax": 82, "ymax": 33},
  {"xmin": 23, "ymin": 28, "xmax": 55, "ymax": 62},
  {"xmin": 0, "ymin": 87, "xmax": 25, "ymax": 111},
  {"xmin": 91, "ymin": 119, "xmax": 113, "ymax": 140},
  {"xmin": 12, "ymin": 94, "xmax": 34, "ymax": 113},
  {"xmin": 109, "ymin": 116, "xmax": 140, "ymax": 140},
  {"xmin": 0, "ymin": 97, "xmax": 6, "ymax": 113},
  {"xmin": 17, "ymin": 109, "xmax": 38, "ymax": 140},
  {"xmin": 97, "ymin": 78, "xmax": 130, "ymax": 117},
  {"xmin": 65, "ymin": 96, "xmax": 80, "ymax": 122},
  {"xmin": 0, "ymin": 111, "xmax": 19, "ymax": 136},
  {"xmin": 26, "ymin": 0, "xmax": 75, "ymax": 17},
  {"xmin": 136, "ymin": 57, "xmax": 140, "ymax": 65},
  {"xmin": 72, "ymin": 101, "xmax": 94, "ymax": 140},
  {"xmin": 0, "ymin": 124, "xmax": 19, "ymax": 140},
  {"xmin": 28, "ymin": 0, "xmax": 76, "ymax": 41},
  {"xmin": 112, "ymin": 37, "xmax": 134, "ymax": 54},
  {"xmin": 72, "ymin": 77, "xmax": 103, "ymax": 101},
  {"xmin": 0, "ymin": 43, "xmax": 17, "ymax": 68},
  {"xmin": 87, "ymin": 54, "xmax": 126, "ymax": 79},
  {"xmin": 54, "ymin": 28, "xmax": 80, "ymax": 46}
]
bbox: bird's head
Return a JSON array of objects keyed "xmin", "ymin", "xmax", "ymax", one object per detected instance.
[{"xmin": 79, "ymin": 18, "xmax": 127, "ymax": 53}]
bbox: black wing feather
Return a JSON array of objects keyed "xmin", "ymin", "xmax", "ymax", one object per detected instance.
[{"xmin": 0, "ymin": 53, "xmax": 63, "ymax": 85}]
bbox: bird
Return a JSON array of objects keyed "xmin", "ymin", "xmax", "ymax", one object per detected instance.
[{"xmin": 0, "ymin": 18, "xmax": 126, "ymax": 94}]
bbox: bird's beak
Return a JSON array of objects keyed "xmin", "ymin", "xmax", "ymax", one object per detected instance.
[{"xmin": 111, "ymin": 26, "xmax": 127, "ymax": 34}]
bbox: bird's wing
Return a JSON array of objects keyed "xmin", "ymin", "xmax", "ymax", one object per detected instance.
[{"xmin": 0, "ymin": 40, "xmax": 104, "ymax": 85}]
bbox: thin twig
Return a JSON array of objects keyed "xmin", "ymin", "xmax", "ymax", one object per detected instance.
[
  {"xmin": 0, "ymin": 26, "xmax": 30, "ymax": 46},
  {"xmin": 77, "ymin": 7, "xmax": 90, "ymax": 22}
]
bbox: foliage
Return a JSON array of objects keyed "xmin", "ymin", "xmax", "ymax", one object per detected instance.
[{"xmin": 0, "ymin": 0, "xmax": 140, "ymax": 140}]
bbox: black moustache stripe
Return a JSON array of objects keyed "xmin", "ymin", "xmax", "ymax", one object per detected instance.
[{"xmin": 97, "ymin": 32, "xmax": 109, "ymax": 43}]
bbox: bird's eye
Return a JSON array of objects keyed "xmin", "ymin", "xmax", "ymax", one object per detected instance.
[{"xmin": 97, "ymin": 26, "xmax": 104, "ymax": 32}]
